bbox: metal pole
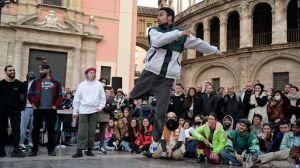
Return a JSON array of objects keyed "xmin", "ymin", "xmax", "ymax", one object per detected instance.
[{"xmin": 0, "ymin": 7, "xmax": 2, "ymax": 24}]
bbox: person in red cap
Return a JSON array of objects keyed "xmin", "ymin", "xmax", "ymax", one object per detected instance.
[
  {"xmin": 72, "ymin": 67, "xmax": 106, "ymax": 158},
  {"xmin": 28, "ymin": 64, "xmax": 63, "ymax": 157}
]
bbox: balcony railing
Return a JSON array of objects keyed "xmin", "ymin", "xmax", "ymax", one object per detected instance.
[
  {"xmin": 288, "ymin": 28, "xmax": 300, "ymax": 43},
  {"xmin": 253, "ymin": 32, "xmax": 272, "ymax": 46},
  {"xmin": 43, "ymin": 0, "xmax": 62, "ymax": 6},
  {"xmin": 227, "ymin": 38, "xmax": 240, "ymax": 51}
]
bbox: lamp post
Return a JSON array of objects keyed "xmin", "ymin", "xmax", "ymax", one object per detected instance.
[{"xmin": 0, "ymin": 0, "xmax": 18, "ymax": 24}]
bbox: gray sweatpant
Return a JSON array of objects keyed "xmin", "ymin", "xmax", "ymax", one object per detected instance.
[
  {"xmin": 130, "ymin": 70, "xmax": 174, "ymax": 142},
  {"xmin": 77, "ymin": 112, "xmax": 98, "ymax": 150}
]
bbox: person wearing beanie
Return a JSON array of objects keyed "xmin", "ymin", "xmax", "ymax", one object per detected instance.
[
  {"xmin": 129, "ymin": 7, "xmax": 224, "ymax": 154},
  {"xmin": 248, "ymin": 83, "xmax": 269, "ymax": 124},
  {"xmin": 152, "ymin": 112, "xmax": 186, "ymax": 160},
  {"xmin": 220, "ymin": 118, "xmax": 260, "ymax": 166},
  {"xmin": 28, "ymin": 64, "xmax": 63, "ymax": 157},
  {"xmin": 72, "ymin": 67, "xmax": 106, "ymax": 158},
  {"xmin": 248, "ymin": 119, "xmax": 300, "ymax": 168}
]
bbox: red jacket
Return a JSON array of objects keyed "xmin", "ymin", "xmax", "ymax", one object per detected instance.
[
  {"xmin": 28, "ymin": 75, "xmax": 63, "ymax": 108},
  {"xmin": 135, "ymin": 125, "xmax": 153, "ymax": 146}
]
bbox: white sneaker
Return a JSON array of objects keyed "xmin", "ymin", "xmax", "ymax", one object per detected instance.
[{"xmin": 149, "ymin": 141, "xmax": 158, "ymax": 154}]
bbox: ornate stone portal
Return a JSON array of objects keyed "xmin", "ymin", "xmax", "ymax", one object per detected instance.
[{"xmin": 34, "ymin": 10, "xmax": 68, "ymax": 29}]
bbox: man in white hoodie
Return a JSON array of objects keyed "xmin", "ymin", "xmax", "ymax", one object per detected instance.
[
  {"xmin": 130, "ymin": 7, "xmax": 224, "ymax": 153},
  {"xmin": 72, "ymin": 67, "xmax": 106, "ymax": 158}
]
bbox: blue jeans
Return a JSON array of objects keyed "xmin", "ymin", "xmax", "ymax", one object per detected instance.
[
  {"xmin": 220, "ymin": 149, "xmax": 242, "ymax": 166},
  {"xmin": 120, "ymin": 141, "xmax": 132, "ymax": 152},
  {"xmin": 20, "ymin": 107, "xmax": 33, "ymax": 144}
]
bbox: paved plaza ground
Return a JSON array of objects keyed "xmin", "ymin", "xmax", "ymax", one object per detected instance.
[{"xmin": 0, "ymin": 146, "xmax": 233, "ymax": 168}]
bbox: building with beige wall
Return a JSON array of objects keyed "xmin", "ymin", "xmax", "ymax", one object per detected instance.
[
  {"xmin": 173, "ymin": 0, "xmax": 300, "ymax": 91},
  {"xmin": 0, "ymin": 0, "xmax": 137, "ymax": 93}
]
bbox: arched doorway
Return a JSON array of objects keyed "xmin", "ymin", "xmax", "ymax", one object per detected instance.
[
  {"xmin": 196, "ymin": 23, "xmax": 204, "ymax": 57},
  {"xmin": 287, "ymin": 0, "xmax": 300, "ymax": 43},
  {"xmin": 227, "ymin": 11, "xmax": 240, "ymax": 50},
  {"xmin": 252, "ymin": 3, "xmax": 272, "ymax": 46},
  {"xmin": 210, "ymin": 17, "xmax": 220, "ymax": 49}
]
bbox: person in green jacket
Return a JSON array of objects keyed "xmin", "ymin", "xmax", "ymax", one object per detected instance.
[
  {"xmin": 220, "ymin": 118, "xmax": 260, "ymax": 166},
  {"xmin": 192, "ymin": 113, "xmax": 226, "ymax": 164}
]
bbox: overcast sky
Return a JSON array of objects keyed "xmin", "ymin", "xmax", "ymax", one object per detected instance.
[{"xmin": 137, "ymin": 0, "xmax": 158, "ymax": 7}]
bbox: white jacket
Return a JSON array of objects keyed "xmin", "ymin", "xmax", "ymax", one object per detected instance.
[
  {"xmin": 73, "ymin": 80, "xmax": 106, "ymax": 115},
  {"xmin": 144, "ymin": 28, "xmax": 219, "ymax": 79}
]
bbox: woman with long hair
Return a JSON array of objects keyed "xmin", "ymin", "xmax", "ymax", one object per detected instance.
[
  {"xmin": 120, "ymin": 118, "xmax": 139, "ymax": 153},
  {"xmin": 182, "ymin": 87, "xmax": 203, "ymax": 121},
  {"xmin": 135, "ymin": 118, "xmax": 153, "ymax": 154}
]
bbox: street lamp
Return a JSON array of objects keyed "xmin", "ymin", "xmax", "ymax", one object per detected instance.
[{"xmin": 0, "ymin": 0, "xmax": 18, "ymax": 24}]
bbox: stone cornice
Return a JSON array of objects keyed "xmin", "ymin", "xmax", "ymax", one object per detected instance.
[{"xmin": 182, "ymin": 43, "xmax": 300, "ymax": 65}]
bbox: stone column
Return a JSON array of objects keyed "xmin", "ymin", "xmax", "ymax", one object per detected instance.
[
  {"xmin": 188, "ymin": 0, "xmax": 192, "ymax": 7},
  {"xmin": 239, "ymin": 2, "xmax": 252, "ymax": 48},
  {"xmin": 272, "ymin": 0, "xmax": 287, "ymax": 44},
  {"xmin": 72, "ymin": 48, "xmax": 81, "ymax": 89},
  {"xmin": 220, "ymin": 15, "xmax": 227, "ymax": 52},
  {"xmin": 203, "ymin": 18, "xmax": 210, "ymax": 44},
  {"xmin": 179, "ymin": 0, "xmax": 182, "ymax": 12},
  {"xmin": 13, "ymin": 41, "xmax": 23, "ymax": 80}
]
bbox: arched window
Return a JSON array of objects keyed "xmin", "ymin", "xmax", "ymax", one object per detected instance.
[
  {"xmin": 253, "ymin": 3, "xmax": 272, "ymax": 46},
  {"xmin": 227, "ymin": 11, "xmax": 240, "ymax": 50}
]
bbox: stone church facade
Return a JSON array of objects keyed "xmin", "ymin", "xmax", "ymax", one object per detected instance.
[{"xmin": 174, "ymin": 0, "xmax": 300, "ymax": 91}]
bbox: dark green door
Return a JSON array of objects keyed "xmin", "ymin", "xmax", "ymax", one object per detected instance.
[{"xmin": 28, "ymin": 49, "xmax": 67, "ymax": 86}]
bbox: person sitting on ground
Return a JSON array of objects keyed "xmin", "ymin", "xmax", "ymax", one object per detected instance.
[
  {"xmin": 102, "ymin": 119, "xmax": 115, "ymax": 151},
  {"xmin": 135, "ymin": 118, "xmax": 153, "ymax": 154},
  {"xmin": 251, "ymin": 114, "xmax": 263, "ymax": 136},
  {"xmin": 193, "ymin": 115, "xmax": 205, "ymax": 129},
  {"xmin": 257, "ymin": 123, "xmax": 273, "ymax": 153},
  {"xmin": 120, "ymin": 118, "xmax": 139, "ymax": 153},
  {"xmin": 152, "ymin": 112, "xmax": 186, "ymax": 160},
  {"xmin": 220, "ymin": 118, "xmax": 260, "ymax": 166},
  {"xmin": 178, "ymin": 117, "xmax": 185, "ymax": 128},
  {"xmin": 223, "ymin": 115, "xmax": 234, "ymax": 137},
  {"xmin": 108, "ymin": 119, "xmax": 128, "ymax": 150},
  {"xmin": 184, "ymin": 120, "xmax": 197, "ymax": 158},
  {"xmin": 249, "ymin": 119, "xmax": 300, "ymax": 168},
  {"xmin": 267, "ymin": 120, "xmax": 291, "ymax": 152},
  {"xmin": 192, "ymin": 113, "xmax": 227, "ymax": 164}
]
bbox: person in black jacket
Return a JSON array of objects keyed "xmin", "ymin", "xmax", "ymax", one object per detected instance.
[
  {"xmin": 182, "ymin": 87, "xmax": 203, "ymax": 121},
  {"xmin": 222, "ymin": 85, "xmax": 240, "ymax": 125},
  {"xmin": 169, "ymin": 84, "xmax": 185, "ymax": 117},
  {"xmin": 238, "ymin": 81, "xmax": 253, "ymax": 119},
  {"xmin": 201, "ymin": 84, "xmax": 219, "ymax": 116}
]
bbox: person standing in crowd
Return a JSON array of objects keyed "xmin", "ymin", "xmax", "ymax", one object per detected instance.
[
  {"xmin": 284, "ymin": 84, "xmax": 292, "ymax": 97},
  {"xmin": 201, "ymin": 84, "xmax": 219, "ymax": 117},
  {"xmin": 130, "ymin": 7, "xmax": 224, "ymax": 153},
  {"xmin": 238, "ymin": 81, "xmax": 253, "ymax": 119},
  {"xmin": 19, "ymin": 71, "xmax": 36, "ymax": 152},
  {"xmin": 114, "ymin": 88, "xmax": 126, "ymax": 111},
  {"xmin": 132, "ymin": 97, "xmax": 155, "ymax": 126},
  {"xmin": 28, "ymin": 64, "xmax": 63, "ymax": 157},
  {"xmin": 182, "ymin": 87, "xmax": 202, "ymax": 121},
  {"xmin": 62, "ymin": 92, "xmax": 73, "ymax": 109},
  {"xmin": 222, "ymin": 85, "xmax": 240, "ymax": 125},
  {"xmin": 97, "ymin": 86, "xmax": 114, "ymax": 154},
  {"xmin": 267, "ymin": 90, "xmax": 300, "ymax": 125},
  {"xmin": 71, "ymin": 68, "xmax": 106, "ymax": 158},
  {"xmin": 248, "ymin": 83, "xmax": 268, "ymax": 124},
  {"xmin": 220, "ymin": 118, "xmax": 260, "ymax": 166},
  {"xmin": 0, "ymin": 65, "xmax": 26, "ymax": 157},
  {"xmin": 192, "ymin": 113, "xmax": 226, "ymax": 164},
  {"xmin": 169, "ymin": 84, "xmax": 185, "ymax": 117},
  {"xmin": 195, "ymin": 85, "xmax": 203, "ymax": 98},
  {"xmin": 99, "ymin": 78, "xmax": 107, "ymax": 87}
]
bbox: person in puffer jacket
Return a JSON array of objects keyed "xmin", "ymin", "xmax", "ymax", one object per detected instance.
[{"xmin": 135, "ymin": 118, "xmax": 153, "ymax": 154}]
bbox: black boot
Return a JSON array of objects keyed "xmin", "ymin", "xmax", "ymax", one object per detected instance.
[
  {"xmin": 84, "ymin": 148, "xmax": 95, "ymax": 157},
  {"xmin": 72, "ymin": 149, "xmax": 83, "ymax": 158}
]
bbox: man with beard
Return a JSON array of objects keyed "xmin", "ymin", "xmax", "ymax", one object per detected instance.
[
  {"xmin": 152, "ymin": 112, "xmax": 185, "ymax": 160},
  {"xmin": 28, "ymin": 64, "xmax": 63, "ymax": 156},
  {"xmin": 238, "ymin": 81, "xmax": 254, "ymax": 119},
  {"xmin": 0, "ymin": 65, "xmax": 26, "ymax": 157}
]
